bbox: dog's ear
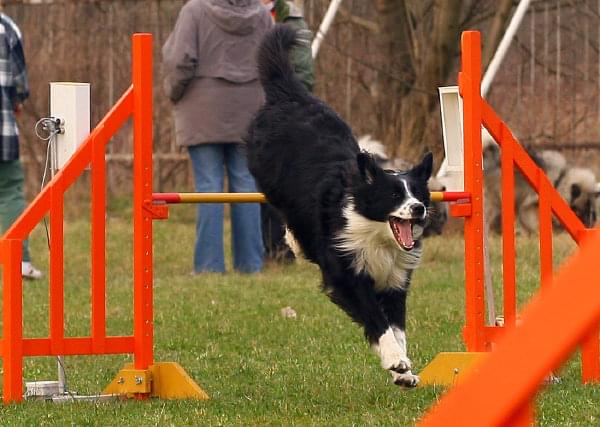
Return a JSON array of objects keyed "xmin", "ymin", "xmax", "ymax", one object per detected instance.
[
  {"xmin": 413, "ymin": 152, "xmax": 433, "ymax": 180},
  {"xmin": 357, "ymin": 152, "xmax": 379, "ymax": 185}
]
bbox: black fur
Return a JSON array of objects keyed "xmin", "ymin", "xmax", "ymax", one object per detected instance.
[{"xmin": 247, "ymin": 25, "xmax": 433, "ymax": 387}]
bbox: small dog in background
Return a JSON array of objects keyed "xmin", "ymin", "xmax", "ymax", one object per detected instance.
[
  {"xmin": 483, "ymin": 132, "xmax": 600, "ymax": 233},
  {"xmin": 540, "ymin": 149, "xmax": 599, "ymax": 228},
  {"xmin": 358, "ymin": 135, "xmax": 448, "ymax": 236},
  {"xmin": 482, "ymin": 134, "xmax": 543, "ymax": 234}
]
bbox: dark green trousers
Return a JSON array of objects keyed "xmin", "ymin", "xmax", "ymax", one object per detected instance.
[{"xmin": 0, "ymin": 160, "xmax": 30, "ymax": 262}]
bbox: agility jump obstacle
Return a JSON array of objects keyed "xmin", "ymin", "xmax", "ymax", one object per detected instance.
[
  {"xmin": 0, "ymin": 31, "xmax": 466, "ymax": 404},
  {"xmin": 0, "ymin": 34, "xmax": 207, "ymax": 403},
  {"xmin": 418, "ymin": 31, "xmax": 600, "ymax": 426}
]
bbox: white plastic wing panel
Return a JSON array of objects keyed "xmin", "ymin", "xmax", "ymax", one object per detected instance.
[
  {"xmin": 437, "ymin": 86, "xmax": 464, "ymax": 191},
  {"xmin": 50, "ymin": 82, "xmax": 90, "ymax": 172}
]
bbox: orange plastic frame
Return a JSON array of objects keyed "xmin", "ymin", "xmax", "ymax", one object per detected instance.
[
  {"xmin": 455, "ymin": 31, "xmax": 599, "ymax": 382},
  {"xmin": 0, "ymin": 34, "xmax": 154, "ymax": 403},
  {"xmin": 419, "ymin": 31, "xmax": 600, "ymax": 426}
]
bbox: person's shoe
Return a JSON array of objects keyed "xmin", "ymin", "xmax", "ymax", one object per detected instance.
[{"xmin": 22, "ymin": 262, "xmax": 43, "ymax": 280}]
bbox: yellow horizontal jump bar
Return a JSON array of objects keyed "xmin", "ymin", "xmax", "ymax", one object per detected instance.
[
  {"xmin": 153, "ymin": 191, "xmax": 470, "ymax": 204},
  {"xmin": 179, "ymin": 193, "xmax": 266, "ymax": 203}
]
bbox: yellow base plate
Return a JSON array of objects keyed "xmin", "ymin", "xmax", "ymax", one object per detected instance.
[
  {"xmin": 103, "ymin": 361, "xmax": 209, "ymax": 400},
  {"xmin": 419, "ymin": 352, "xmax": 488, "ymax": 387}
]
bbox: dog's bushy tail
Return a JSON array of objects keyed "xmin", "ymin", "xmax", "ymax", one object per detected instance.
[{"xmin": 257, "ymin": 24, "xmax": 309, "ymax": 103}]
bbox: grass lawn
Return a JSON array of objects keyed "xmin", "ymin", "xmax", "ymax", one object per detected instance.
[{"xmin": 1, "ymin": 200, "xmax": 599, "ymax": 426}]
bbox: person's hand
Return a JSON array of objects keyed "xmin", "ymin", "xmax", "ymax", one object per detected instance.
[{"xmin": 13, "ymin": 103, "xmax": 23, "ymax": 116}]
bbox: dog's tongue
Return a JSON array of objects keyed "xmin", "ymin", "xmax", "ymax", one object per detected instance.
[
  {"xmin": 390, "ymin": 218, "xmax": 414, "ymax": 250},
  {"xmin": 397, "ymin": 221, "xmax": 414, "ymax": 249}
]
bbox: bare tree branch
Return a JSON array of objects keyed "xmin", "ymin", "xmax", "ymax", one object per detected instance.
[{"xmin": 482, "ymin": 0, "xmax": 515, "ymax": 69}]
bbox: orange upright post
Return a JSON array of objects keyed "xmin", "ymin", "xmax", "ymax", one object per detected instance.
[
  {"xmin": 420, "ymin": 31, "xmax": 491, "ymax": 386},
  {"xmin": 459, "ymin": 31, "xmax": 486, "ymax": 352},
  {"xmin": 132, "ymin": 33, "xmax": 154, "ymax": 372},
  {"xmin": 2, "ymin": 239, "xmax": 24, "ymax": 403},
  {"xmin": 581, "ymin": 326, "xmax": 600, "ymax": 382},
  {"xmin": 500, "ymin": 128, "xmax": 516, "ymax": 328},
  {"xmin": 104, "ymin": 34, "xmax": 208, "ymax": 401}
]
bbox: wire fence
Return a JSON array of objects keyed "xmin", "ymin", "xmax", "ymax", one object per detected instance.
[
  {"xmin": 489, "ymin": 1, "xmax": 600, "ymax": 158},
  {"xmin": 4, "ymin": 0, "xmax": 600, "ymax": 197}
]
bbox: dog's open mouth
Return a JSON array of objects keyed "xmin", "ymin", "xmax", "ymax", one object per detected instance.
[{"xmin": 389, "ymin": 217, "xmax": 414, "ymax": 251}]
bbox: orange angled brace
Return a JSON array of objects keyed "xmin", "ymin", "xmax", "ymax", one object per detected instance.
[
  {"xmin": 419, "ymin": 229, "xmax": 600, "ymax": 426},
  {"xmin": 481, "ymin": 101, "xmax": 587, "ymax": 243},
  {"xmin": 2, "ymin": 88, "xmax": 133, "ymax": 242},
  {"xmin": 459, "ymin": 31, "xmax": 486, "ymax": 352}
]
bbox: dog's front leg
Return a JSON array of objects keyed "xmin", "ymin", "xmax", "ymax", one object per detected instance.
[
  {"xmin": 377, "ymin": 289, "xmax": 420, "ymax": 388},
  {"xmin": 326, "ymin": 275, "xmax": 409, "ymax": 379},
  {"xmin": 370, "ymin": 328, "xmax": 413, "ymax": 377}
]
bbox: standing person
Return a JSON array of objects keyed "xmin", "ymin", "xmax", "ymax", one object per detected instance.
[
  {"xmin": 263, "ymin": 0, "xmax": 314, "ymax": 90},
  {"xmin": 163, "ymin": 0, "xmax": 272, "ymax": 274},
  {"xmin": 0, "ymin": 11, "xmax": 41, "ymax": 280},
  {"xmin": 260, "ymin": 0, "xmax": 314, "ymax": 263}
]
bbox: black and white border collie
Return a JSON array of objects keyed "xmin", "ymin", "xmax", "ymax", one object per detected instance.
[{"xmin": 246, "ymin": 25, "xmax": 433, "ymax": 387}]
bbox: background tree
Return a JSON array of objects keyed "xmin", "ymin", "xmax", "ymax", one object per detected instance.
[
  {"xmin": 2, "ymin": 0, "xmax": 598, "ymax": 195},
  {"xmin": 373, "ymin": 0, "xmax": 514, "ymax": 163}
]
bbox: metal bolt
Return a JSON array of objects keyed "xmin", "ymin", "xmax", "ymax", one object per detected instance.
[{"xmin": 117, "ymin": 377, "xmax": 125, "ymax": 384}]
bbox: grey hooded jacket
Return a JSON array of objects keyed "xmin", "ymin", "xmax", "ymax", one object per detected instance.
[{"xmin": 163, "ymin": 0, "xmax": 272, "ymax": 146}]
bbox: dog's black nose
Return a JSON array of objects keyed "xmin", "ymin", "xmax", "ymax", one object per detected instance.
[{"xmin": 410, "ymin": 204, "xmax": 425, "ymax": 218}]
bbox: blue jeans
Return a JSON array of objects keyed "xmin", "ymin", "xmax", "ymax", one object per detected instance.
[{"xmin": 188, "ymin": 143, "xmax": 263, "ymax": 273}]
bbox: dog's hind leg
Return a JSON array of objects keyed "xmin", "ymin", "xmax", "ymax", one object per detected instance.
[
  {"xmin": 284, "ymin": 228, "xmax": 303, "ymax": 258},
  {"xmin": 377, "ymin": 289, "xmax": 419, "ymax": 388},
  {"xmin": 518, "ymin": 196, "xmax": 539, "ymax": 234}
]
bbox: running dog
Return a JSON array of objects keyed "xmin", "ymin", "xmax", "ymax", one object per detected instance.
[{"xmin": 246, "ymin": 25, "xmax": 432, "ymax": 387}]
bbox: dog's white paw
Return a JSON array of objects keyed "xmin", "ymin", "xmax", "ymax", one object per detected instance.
[
  {"xmin": 377, "ymin": 328, "xmax": 411, "ymax": 373},
  {"xmin": 381, "ymin": 352, "xmax": 412, "ymax": 373},
  {"xmin": 391, "ymin": 370, "xmax": 420, "ymax": 388}
]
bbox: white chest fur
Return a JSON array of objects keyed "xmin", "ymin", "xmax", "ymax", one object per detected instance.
[{"xmin": 336, "ymin": 203, "xmax": 422, "ymax": 292}]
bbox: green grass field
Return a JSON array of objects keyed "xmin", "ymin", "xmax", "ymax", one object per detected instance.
[{"xmin": 1, "ymin": 200, "xmax": 600, "ymax": 426}]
